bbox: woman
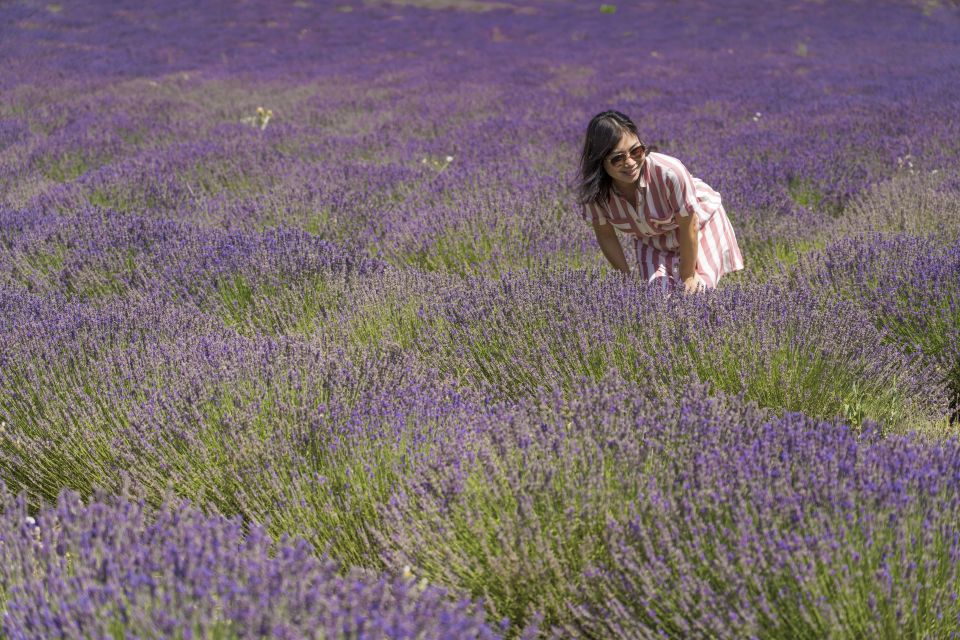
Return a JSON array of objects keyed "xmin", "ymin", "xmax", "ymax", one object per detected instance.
[{"xmin": 577, "ymin": 110, "xmax": 743, "ymax": 292}]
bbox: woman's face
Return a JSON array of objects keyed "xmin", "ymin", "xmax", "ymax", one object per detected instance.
[{"xmin": 603, "ymin": 132, "xmax": 645, "ymax": 186}]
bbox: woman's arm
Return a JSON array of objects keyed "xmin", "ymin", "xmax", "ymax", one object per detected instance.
[
  {"xmin": 661, "ymin": 161, "xmax": 703, "ymax": 294},
  {"xmin": 593, "ymin": 219, "xmax": 631, "ymax": 275},
  {"xmin": 676, "ymin": 212, "xmax": 701, "ymax": 293}
]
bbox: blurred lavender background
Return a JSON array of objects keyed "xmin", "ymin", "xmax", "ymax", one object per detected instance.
[{"xmin": 1, "ymin": 0, "xmax": 959, "ymax": 636}]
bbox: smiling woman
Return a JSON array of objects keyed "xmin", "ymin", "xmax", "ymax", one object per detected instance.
[{"xmin": 577, "ymin": 110, "xmax": 744, "ymax": 292}]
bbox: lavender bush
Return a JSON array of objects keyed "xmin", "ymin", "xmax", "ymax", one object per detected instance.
[
  {"xmin": 415, "ymin": 270, "xmax": 947, "ymax": 427},
  {"xmin": 800, "ymin": 233, "xmax": 960, "ymax": 425},
  {"xmin": 0, "ymin": 487, "xmax": 500, "ymax": 639},
  {"xmin": 0, "ymin": 285, "xmax": 499, "ymax": 566},
  {"xmin": 378, "ymin": 378, "xmax": 960, "ymax": 634},
  {"xmin": 2, "ymin": 0, "xmax": 959, "ymax": 636},
  {"xmin": 567, "ymin": 388, "xmax": 960, "ymax": 639}
]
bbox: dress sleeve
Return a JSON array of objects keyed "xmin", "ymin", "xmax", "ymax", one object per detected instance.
[
  {"xmin": 582, "ymin": 200, "xmax": 608, "ymax": 226},
  {"xmin": 664, "ymin": 160, "xmax": 702, "ymax": 219}
]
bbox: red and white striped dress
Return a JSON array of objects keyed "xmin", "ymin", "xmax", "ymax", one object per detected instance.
[{"xmin": 582, "ymin": 152, "xmax": 744, "ymax": 289}]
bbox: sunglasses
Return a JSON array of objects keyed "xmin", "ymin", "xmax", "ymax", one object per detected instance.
[{"xmin": 607, "ymin": 143, "xmax": 646, "ymax": 167}]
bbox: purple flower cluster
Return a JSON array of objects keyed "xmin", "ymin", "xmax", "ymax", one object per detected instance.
[
  {"xmin": 0, "ymin": 488, "xmax": 499, "ymax": 639},
  {"xmin": 567, "ymin": 383, "xmax": 960, "ymax": 638}
]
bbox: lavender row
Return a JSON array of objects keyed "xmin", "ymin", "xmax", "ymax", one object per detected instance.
[
  {"xmin": 1, "ymin": 216, "xmax": 951, "ymax": 438},
  {"xmin": 0, "ymin": 488, "xmax": 500, "ymax": 639},
  {"xmin": 799, "ymin": 232, "xmax": 960, "ymax": 422},
  {"xmin": 378, "ymin": 377, "xmax": 960, "ymax": 636},
  {"xmin": 4, "ymin": 377, "xmax": 960, "ymax": 637},
  {"xmin": 0, "ymin": 282, "xmax": 502, "ymax": 567},
  {"xmin": 410, "ymin": 267, "xmax": 949, "ymax": 428},
  {"xmin": 0, "ymin": 204, "xmax": 381, "ymax": 308}
]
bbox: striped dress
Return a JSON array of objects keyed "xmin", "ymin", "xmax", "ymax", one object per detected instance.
[{"xmin": 583, "ymin": 152, "xmax": 744, "ymax": 288}]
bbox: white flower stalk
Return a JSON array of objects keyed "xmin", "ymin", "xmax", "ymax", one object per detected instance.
[{"xmin": 240, "ymin": 106, "xmax": 274, "ymax": 130}]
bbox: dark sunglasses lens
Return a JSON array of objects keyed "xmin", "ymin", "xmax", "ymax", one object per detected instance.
[{"xmin": 610, "ymin": 153, "xmax": 626, "ymax": 166}]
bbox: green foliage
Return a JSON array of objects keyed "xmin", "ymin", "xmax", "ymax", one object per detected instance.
[
  {"xmin": 181, "ymin": 160, "xmax": 274, "ymax": 199},
  {"xmin": 392, "ymin": 428, "xmax": 640, "ymax": 633},
  {"xmin": 739, "ymin": 237, "xmax": 826, "ymax": 279},
  {"xmin": 10, "ymin": 243, "xmax": 69, "ymax": 286},
  {"xmin": 396, "ymin": 225, "xmax": 503, "ymax": 277},
  {"xmin": 247, "ymin": 432, "xmax": 412, "ymax": 568},
  {"xmin": 345, "ymin": 296, "xmax": 428, "ymax": 350},
  {"xmin": 0, "ymin": 357, "xmax": 138, "ymax": 505},
  {"xmin": 787, "ymin": 177, "xmax": 843, "ymax": 216},
  {"xmin": 85, "ymin": 184, "xmax": 171, "ymax": 213},
  {"xmin": 41, "ymin": 151, "xmax": 96, "ymax": 182},
  {"xmin": 103, "ymin": 598, "xmax": 239, "ymax": 639},
  {"xmin": 214, "ymin": 273, "xmax": 344, "ymax": 336},
  {"xmin": 787, "ymin": 177, "xmax": 824, "ymax": 209}
]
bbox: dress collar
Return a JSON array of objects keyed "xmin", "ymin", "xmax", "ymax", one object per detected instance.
[{"xmin": 637, "ymin": 154, "xmax": 649, "ymax": 190}]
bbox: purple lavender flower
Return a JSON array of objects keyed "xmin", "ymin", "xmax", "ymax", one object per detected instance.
[{"xmin": 0, "ymin": 488, "xmax": 499, "ymax": 639}]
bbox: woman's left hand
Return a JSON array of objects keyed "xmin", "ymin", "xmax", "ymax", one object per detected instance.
[{"xmin": 683, "ymin": 274, "xmax": 706, "ymax": 295}]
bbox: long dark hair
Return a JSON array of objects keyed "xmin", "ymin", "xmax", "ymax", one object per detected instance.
[{"xmin": 576, "ymin": 110, "xmax": 643, "ymax": 207}]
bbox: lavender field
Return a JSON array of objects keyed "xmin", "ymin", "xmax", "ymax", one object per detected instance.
[{"xmin": 1, "ymin": 0, "xmax": 960, "ymax": 637}]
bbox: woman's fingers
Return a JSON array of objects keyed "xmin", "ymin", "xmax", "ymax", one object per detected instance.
[{"xmin": 682, "ymin": 275, "xmax": 706, "ymax": 294}]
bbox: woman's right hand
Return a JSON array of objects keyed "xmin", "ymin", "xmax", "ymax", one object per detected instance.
[{"xmin": 682, "ymin": 274, "xmax": 706, "ymax": 294}]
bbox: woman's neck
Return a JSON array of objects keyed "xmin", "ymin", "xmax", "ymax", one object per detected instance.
[{"xmin": 612, "ymin": 178, "xmax": 636, "ymax": 198}]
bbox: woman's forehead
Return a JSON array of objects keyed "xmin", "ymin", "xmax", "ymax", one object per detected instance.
[{"xmin": 611, "ymin": 132, "xmax": 641, "ymax": 152}]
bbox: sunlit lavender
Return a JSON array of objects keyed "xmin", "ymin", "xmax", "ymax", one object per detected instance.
[{"xmin": 1, "ymin": 0, "xmax": 959, "ymax": 637}]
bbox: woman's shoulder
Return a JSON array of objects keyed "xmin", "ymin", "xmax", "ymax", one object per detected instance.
[
  {"xmin": 647, "ymin": 151, "xmax": 684, "ymax": 170},
  {"xmin": 646, "ymin": 152, "xmax": 690, "ymax": 183}
]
